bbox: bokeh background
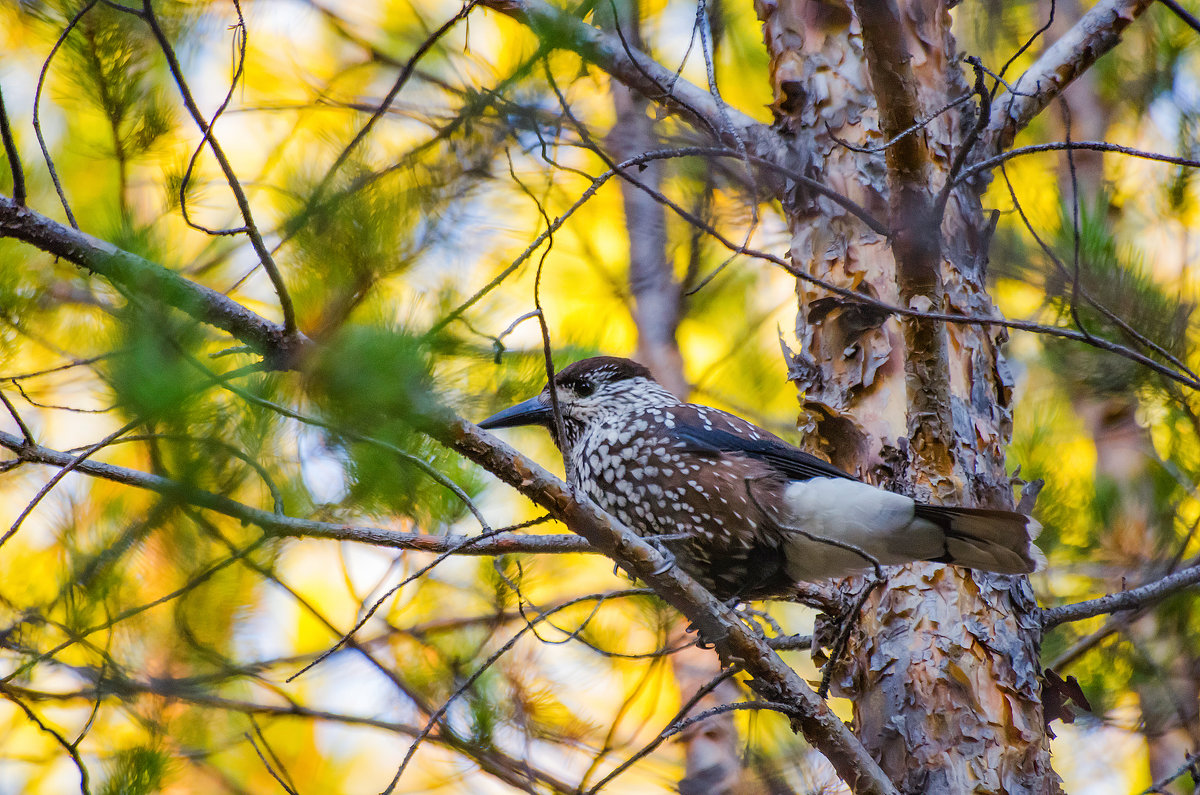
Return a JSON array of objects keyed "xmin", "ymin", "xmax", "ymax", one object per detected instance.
[{"xmin": 0, "ymin": 0, "xmax": 1199, "ymax": 792}]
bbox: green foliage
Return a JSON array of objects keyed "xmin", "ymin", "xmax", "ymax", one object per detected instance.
[
  {"xmin": 1026, "ymin": 197, "xmax": 1195, "ymax": 395},
  {"xmin": 306, "ymin": 324, "xmax": 482, "ymax": 524},
  {"xmin": 99, "ymin": 746, "xmax": 172, "ymax": 795},
  {"xmin": 105, "ymin": 302, "xmax": 207, "ymax": 423}
]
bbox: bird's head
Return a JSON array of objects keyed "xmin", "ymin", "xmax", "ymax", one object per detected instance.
[{"xmin": 479, "ymin": 356, "xmax": 679, "ymax": 446}]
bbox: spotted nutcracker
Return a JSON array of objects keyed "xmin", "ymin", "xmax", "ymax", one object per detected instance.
[{"xmin": 480, "ymin": 356, "xmax": 1043, "ymax": 601}]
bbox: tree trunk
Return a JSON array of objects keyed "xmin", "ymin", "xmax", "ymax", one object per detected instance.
[
  {"xmin": 602, "ymin": 0, "xmax": 689, "ymax": 400},
  {"xmin": 756, "ymin": 1, "xmax": 1056, "ymax": 791}
]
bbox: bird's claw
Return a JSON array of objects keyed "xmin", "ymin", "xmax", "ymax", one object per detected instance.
[{"xmin": 646, "ymin": 537, "xmax": 678, "ymax": 576}]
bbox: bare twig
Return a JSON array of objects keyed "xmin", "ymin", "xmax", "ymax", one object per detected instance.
[
  {"xmin": 1140, "ymin": 751, "xmax": 1200, "ymax": 794},
  {"xmin": 0, "ymin": 428, "xmax": 591, "ymax": 556},
  {"xmin": 177, "ymin": 6, "xmax": 251, "ymax": 237},
  {"xmin": 0, "ymin": 685, "xmax": 92, "ymax": 794},
  {"xmin": 0, "ymin": 84, "xmax": 25, "ymax": 206},
  {"xmin": 997, "ymin": 0, "xmax": 1057, "ymax": 82},
  {"xmin": 506, "ymin": 147, "xmax": 573, "ymax": 480},
  {"xmin": 1041, "ymin": 563, "xmax": 1200, "ymax": 628},
  {"xmin": 141, "ymin": 0, "xmax": 297, "ymax": 334},
  {"xmin": 932, "ymin": 58, "xmax": 989, "ymax": 224},
  {"xmin": 1157, "ymin": 0, "xmax": 1200, "ymax": 34},
  {"xmin": 828, "ymin": 92, "xmax": 973, "ymax": 155},
  {"xmin": 0, "ymin": 389, "xmax": 35, "ymax": 445},
  {"xmin": 1, "ymin": 419, "xmax": 139, "ymax": 549},
  {"xmin": 245, "ymin": 718, "xmax": 299, "ymax": 795},
  {"xmin": 956, "ymin": 139, "xmax": 1200, "ymax": 186},
  {"xmin": 661, "ymin": 700, "xmax": 797, "ymax": 738},
  {"xmin": 33, "ymin": 0, "xmax": 102, "ymax": 228}
]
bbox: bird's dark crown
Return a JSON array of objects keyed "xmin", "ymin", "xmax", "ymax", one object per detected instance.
[{"xmin": 552, "ymin": 356, "xmax": 654, "ymax": 395}]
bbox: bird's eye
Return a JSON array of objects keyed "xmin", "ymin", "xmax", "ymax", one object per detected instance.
[{"xmin": 575, "ymin": 381, "xmax": 595, "ymax": 397}]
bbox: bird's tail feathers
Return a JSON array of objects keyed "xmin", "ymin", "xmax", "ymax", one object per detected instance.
[{"xmin": 914, "ymin": 505, "xmax": 1044, "ymax": 574}]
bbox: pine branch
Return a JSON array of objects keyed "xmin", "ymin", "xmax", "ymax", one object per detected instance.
[
  {"xmin": 0, "ymin": 429, "xmax": 590, "ymax": 556},
  {"xmin": 480, "ymin": 0, "xmax": 783, "ymax": 160},
  {"xmin": 0, "ymin": 194, "xmax": 311, "ymax": 370}
]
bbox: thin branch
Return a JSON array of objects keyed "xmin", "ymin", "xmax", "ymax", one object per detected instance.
[
  {"xmin": 979, "ymin": 0, "xmax": 1156, "ymax": 162},
  {"xmin": 33, "ymin": 0, "xmax": 102, "ymax": 229},
  {"xmin": 0, "ymin": 84, "xmax": 25, "ymax": 206},
  {"xmin": 177, "ymin": 6, "xmax": 252, "ymax": 237},
  {"xmin": 1045, "ymin": 610, "xmax": 1132, "ymax": 670},
  {"xmin": 0, "ymin": 389, "xmax": 35, "ymax": 445},
  {"xmin": 660, "ymin": 700, "xmax": 796, "ymax": 738},
  {"xmin": 506, "ymin": 147, "xmax": 573, "ymax": 480},
  {"xmin": 0, "ymin": 685, "xmax": 92, "ymax": 795},
  {"xmin": 1140, "ymin": 751, "xmax": 1200, "ymax": 794},
  {"xmin": 997, "ymin": 0, "xmax": 1056, "ymax": 82},
  {"xmin": 245, "ymin": 717, "xmax": 300, "ymax": 795},
  {"xmin": 1, "ymin": 419, "xmax": 139, "ymax": 549},
  {"xmin": 1040, "ymin": 563, "xmax": 1200, "ymax": 629},
  {"xmin": 0, "ymin": 428, "xmax": 592, "ymax": 556},
  {"xmin": 932, "ymin": 58, "xmax": 989, "ymax": 224},
  {"xmin": 956, "ymin": 139, "xmax": 1200, "ymax": 186},
  {"xmin": 828, "ymin": 91, "xmax": 973, "ymax": 155},
  {"xmin": 1157, "ymin": 0, "xmax": 1200, "ymax": 34},
  {"xmin": 141, "ymin": 0, "xmax": 297, "ymax": 334}
]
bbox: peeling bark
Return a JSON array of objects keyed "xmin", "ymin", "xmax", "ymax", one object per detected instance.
[{"xmin": 760, "ymin": 2, "xmax": 1055, "ymax": 791}]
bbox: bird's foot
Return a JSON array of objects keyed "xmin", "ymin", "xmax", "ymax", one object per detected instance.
[
  {"xmin": 646, "ymin": 535, "xmax": 688, "ymax": 576},
  {"xmin": 683, "ymin": 597, "xmax": 748, "ymax": 648},
  {"xmin": 734, "ymin": 604, "xmax": 778, "ymax": 638}
]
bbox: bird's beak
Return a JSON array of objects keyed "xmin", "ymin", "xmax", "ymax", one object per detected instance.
[{"xmin": 478, "ymin": 395, "xmax": 552, "ymax": 429}]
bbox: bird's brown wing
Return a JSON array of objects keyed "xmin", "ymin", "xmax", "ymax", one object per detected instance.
[{"xmin": 668, "ymin": 413, "xmax": 856, "ymax": 483}]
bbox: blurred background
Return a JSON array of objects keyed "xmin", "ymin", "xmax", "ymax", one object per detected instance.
[{"xmin": 0, "ymin": 0, "xmax": 1198, "ymax": 792}]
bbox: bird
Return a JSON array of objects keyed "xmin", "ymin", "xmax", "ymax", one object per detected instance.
[{"xmin": 479, "ymin": 356, "xmax": 1043, "ymax": 601}]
